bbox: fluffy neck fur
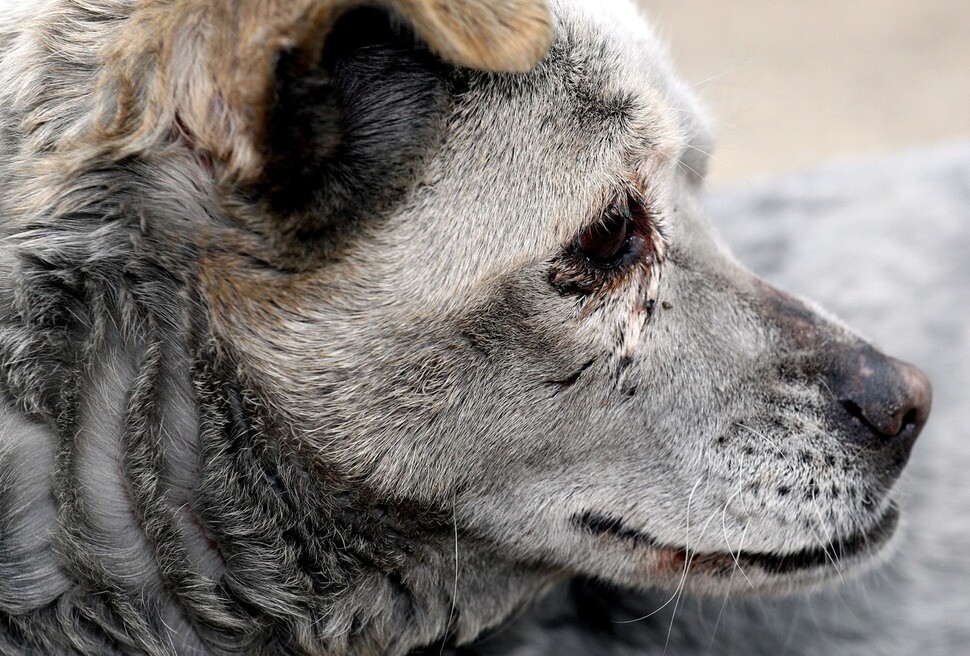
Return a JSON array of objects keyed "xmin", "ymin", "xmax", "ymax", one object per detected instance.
[{"xmin": 0, "ymin": 242, "xmax": 547, "ymax": 654}]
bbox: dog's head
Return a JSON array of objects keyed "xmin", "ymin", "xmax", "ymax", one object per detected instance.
[
  {"xmin": 15, "ymin": 0, "xmax": 930, "ymax": 641},
  {"xmin": 139, "ymin": 0, "xmax": 929, "ymax": 590}
]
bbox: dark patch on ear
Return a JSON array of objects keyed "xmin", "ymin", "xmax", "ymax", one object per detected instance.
[{"xmin": 262, "ymin": 8, "xmax": 449, "ymax": 250}]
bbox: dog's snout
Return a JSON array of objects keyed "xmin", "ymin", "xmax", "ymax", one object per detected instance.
[
  {"xmin": 755, "ymin": 280, "xmax": 932, "ymax": 457},
  {"xmin": 830, "ymin": 347, "xmax": 932, "ymax": 456}
]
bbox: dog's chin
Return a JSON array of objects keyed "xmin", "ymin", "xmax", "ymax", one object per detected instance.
[{"xmin": 580, "ymin": 503, "xmax": 900, "ymax": 595}]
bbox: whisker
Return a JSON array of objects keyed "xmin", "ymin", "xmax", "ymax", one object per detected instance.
[
  {"xmin": 616, "ymin": 477, "xmax": 714, "ymax": 624},
  {"xmin": 707, "ymin": 583, "xmax": 733, "ymax": 653},
  {"xmin": 615, "ymin": 502, "xmax": 697, "ymax": 622},
  {"xmin": 808, "ymin": 488, "xmax": 845, "ymax": 583},
  {"xmin": 439, "ymin": 489, "xmax": 460, "ymax": 656},
  {"xmin": 688, "ymin": 68, "xmax": 735, "ymax": 90},
  {"xmin": 720, "ymin": 489, "xmax": 755, "ymax": 591}
]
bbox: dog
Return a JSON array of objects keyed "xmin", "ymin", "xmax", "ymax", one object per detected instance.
[{"xmin": 0, "ymin": 0, "xmax": 933, "ymax": 654}]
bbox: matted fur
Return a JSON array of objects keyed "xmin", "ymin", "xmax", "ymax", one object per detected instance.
[{"xmin": 0, "ymin": 0, "xmax": 931, "ymax": 654}]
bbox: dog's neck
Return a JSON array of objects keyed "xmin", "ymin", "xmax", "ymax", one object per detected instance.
[
  {"xmin": 189, "ymin": 347, "xmax": 545, "ymax": 654},
  {"xmin": 0, "ymin": 283, "xmax": 546, "ymax": 654}
]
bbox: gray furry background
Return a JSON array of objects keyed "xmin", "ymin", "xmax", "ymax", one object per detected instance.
[
  {"xmin": 0, "ymin": 0, "xmax": 959, "ymax": 654},
  {"xmin": 453, "ymin": 143, "xmax": 970, "ymax": 655}
]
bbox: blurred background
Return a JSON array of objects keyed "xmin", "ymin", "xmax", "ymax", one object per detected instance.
[{"xmin": 638, "ymin": 0, "xmax": 970, "ymax": 184}]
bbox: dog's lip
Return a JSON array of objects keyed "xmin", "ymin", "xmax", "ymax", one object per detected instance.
[
  {"xmin": 575, "ymin": 503, "xmax": 900, "ymax": 577},
  {"xmin": 700, "ymin": 503, "xmax": 900, "ymax": 576}
]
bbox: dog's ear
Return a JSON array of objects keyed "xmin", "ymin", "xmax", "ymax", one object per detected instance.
[{"xmin": 103, "ymin": 0, "xmax": 552, "ymax": 185}]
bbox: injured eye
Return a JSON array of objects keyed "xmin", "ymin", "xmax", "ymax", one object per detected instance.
[
  {"xmin": 577, "ymin": 204, "xmax": 631, "ymax": 268},
  {"xmin": 549, "ymin": 191, "xmax": 661, "ymax": 297}
]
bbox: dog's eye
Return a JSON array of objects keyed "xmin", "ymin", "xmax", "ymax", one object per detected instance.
[
  {"xmin": 549, "ymin": 192, "xmax": 660, "ymax": 297},
  {"xmin": 576, "ymin": 205, "xmax": 631, "ymax": 268}
]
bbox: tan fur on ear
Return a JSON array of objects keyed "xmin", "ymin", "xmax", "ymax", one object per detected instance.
[
  {"xmin": 398, "ymin": 0, "xmax": 553, "ymax": 73},
  {"xmin": 97, "ymin": 0, "xmax": 552, "ymax": 183}
]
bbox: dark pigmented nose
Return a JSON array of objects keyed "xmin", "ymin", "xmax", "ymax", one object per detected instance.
[{"xmin": 830, "ymin": 346, "xmax": 932, "ymax": 456}]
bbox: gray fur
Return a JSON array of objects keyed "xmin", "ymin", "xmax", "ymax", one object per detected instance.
[{"xmin": 0, "ymin": 0, "xmax": 945, "ymax": 654}]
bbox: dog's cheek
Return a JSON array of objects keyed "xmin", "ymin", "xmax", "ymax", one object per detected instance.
[{"xmin": 456, "ymin": 272, "xmax": 610, "ymax": 389}]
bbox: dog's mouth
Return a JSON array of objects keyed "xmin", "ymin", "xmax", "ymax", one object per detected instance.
[{"xmin": 574, "ymin": 503, "xmax": 899, "ymax": 583}]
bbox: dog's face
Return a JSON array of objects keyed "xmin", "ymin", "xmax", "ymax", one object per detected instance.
[
  {"xmin": 18, "ymin": 0, "xmax": 926, "ymax": 623},
  {"xmin": 154, "ymin": 0, "xmax": 932, "ymax": 600}
]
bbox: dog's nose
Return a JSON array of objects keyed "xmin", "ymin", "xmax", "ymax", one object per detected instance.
[{"xmin": 829, "ymin": 346, "xmax": 932, "ymax": 456}]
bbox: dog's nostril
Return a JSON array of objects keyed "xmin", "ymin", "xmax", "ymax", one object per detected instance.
[
  {"xmin": 839, "ymin": 385, "xmax": 929, "ymax": 439},
  {"xmin": 840, "ymin": 396, "xmax": 912, "ymax": 438},
  {"xmin": 901, "ymin": 408, "xmax": 919, "ymax": 433}
]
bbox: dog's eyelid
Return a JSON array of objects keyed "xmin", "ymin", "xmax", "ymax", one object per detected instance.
[
  {"xmin": 575, "ymin": 190, "xmax": 654, "ymax": 239},
  {"xmin": 594, "ymin": 191, "xmax": 632, "ymax": 226},
  {"xmin": 581, "ymin": 188, "xmax": 651, "ymax": 230}
]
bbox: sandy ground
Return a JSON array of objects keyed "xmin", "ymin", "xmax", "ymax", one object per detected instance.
[{"xmin": 638, "ymin": 0, "xmax": 970, "ymax": 184}]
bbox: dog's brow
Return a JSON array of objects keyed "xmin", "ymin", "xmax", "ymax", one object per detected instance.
[{"xmin": 550, "ymin": 146, "xmax": 670, "ymax": 245}]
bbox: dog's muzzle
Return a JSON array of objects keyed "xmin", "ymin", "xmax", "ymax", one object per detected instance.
[{"xmin": 758, "ymin": 280, "xmax": 933, "ymax": 463}]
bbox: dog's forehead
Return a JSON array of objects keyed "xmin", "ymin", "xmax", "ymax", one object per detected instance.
[
  {"xmin": 351, "ymin": 0, "xmax": 709, "ymax": 308},
  {"xmin": 548, "ymin": 0, "xmax": 693, "ymax": 160},
  {"xmin": 455, "ymin": 0, "xmax": 701, "ymax": 229},
  {"xmin": 544, "ymin": 0, "xmax": 708, "ymax": 211}
]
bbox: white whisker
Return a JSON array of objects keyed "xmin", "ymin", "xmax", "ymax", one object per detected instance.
[
  {"xmin": 688, "ymin": 68, "xmax": 735, "ymax": 90},
  {"xmin": 439, "ymin": 489, "xmax": 460, "ymax": 655}
]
